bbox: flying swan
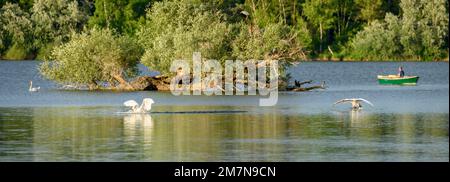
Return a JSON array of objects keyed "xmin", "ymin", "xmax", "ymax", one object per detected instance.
[
  {"xmin": 333, "ymin": 98, "xmax": 374, "ymax": 110},
  {"xmin": 124, "ymin": 98, "xmax": 155, "ymax": 113},
  {"xmin": 29, "ymin": 81, "xmax": 40, "ymax": 92}
]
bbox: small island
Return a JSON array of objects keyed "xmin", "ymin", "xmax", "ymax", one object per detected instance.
[{"xmin": 0, "ymin": 0, "xmax": 448, "ymax": 92}]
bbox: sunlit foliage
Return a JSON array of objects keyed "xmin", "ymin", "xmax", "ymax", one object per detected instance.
[
  {"xmin": 0, "ymin": 2, "xmax": 33, "ymax": 59},
  {"xmin": 351, "ymin": 0, "xmax": 449, "ymax": 61},
  {"xmin": 31, "ymin": 0, "xmax": 88, "ymax": 59},
  {"xmin": 40, "ymin": 28, "xmax": 141, "ymax": 89},
  {"xmin": 1, "ymin": 0, "xmax": 448, "ymax": 62},
  {"xmin": 137, "ymin": 0, "xmax": 232, "ymax": 75}
]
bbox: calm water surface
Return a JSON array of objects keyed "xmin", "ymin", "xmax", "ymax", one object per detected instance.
[{"xmin": 0, "ymin": 61, "xmax": 448, "ymax": 161}]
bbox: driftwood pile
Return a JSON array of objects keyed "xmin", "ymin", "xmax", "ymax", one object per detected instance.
[
  {"xmin": 286, "ymin": 80, "xmax": 326, "ymax": 92},
  {"xmin": 118, "ymin": 75, "xmax": 326, "ymax": 92},
  {"xmin": 118, "ymin": 75, "xmax": 171, "ymax": 91}
]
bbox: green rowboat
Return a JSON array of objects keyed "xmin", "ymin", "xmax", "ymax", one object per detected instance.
[{"xmin": 377, "ymin": 75, "xmax": 419, "ymax": 85}]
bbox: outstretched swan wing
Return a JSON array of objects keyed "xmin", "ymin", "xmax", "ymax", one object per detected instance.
[
  {"xmin": 357, "ymin": 98, "xmax": 374, "ymax": 107},
  {"xmin": 124, "ymin": 100, "xmax": 139, "ymax": 108},
  {"xmin": 333, "ymin": 99, "xmax": 352, "ymax": 106},
  {"xmin": 142, "ymin": 98, "xmax": 155, "ymax": 111}
]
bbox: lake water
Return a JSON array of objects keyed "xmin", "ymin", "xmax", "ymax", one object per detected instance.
[{"xmin": 0, "ymin": 61, "xmax": 448, "ymax": 162}]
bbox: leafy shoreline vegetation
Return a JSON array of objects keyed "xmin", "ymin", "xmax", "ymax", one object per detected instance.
[{"xmin": 0, "ymin": 0, "xmax": 448, "ymax": 89}]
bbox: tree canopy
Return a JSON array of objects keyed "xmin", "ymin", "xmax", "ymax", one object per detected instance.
[
  {"xmin": 39, "ymin": 28, "xmax": 141, "ymax": 89},
  {"xmin": 351, "ymin": 0, "xmax": 449, "ymax": 60},
  {"xmin": 31, "ymin": 0, "xmax": 88, "ymax": 59},
  {"xmin": 0, "ymin": 2, "xmax": 33, "ymax": 59},
  {"xmin": 137, "ymin": 0, "xmax": 232, "ymax": 75},
  {"xmin": 88, "ymin": 0, "xmax": 153, "ymax": 35},
  {"xmin": 1, "ymin": 0, "xmax": 448, "ymax": 61}
]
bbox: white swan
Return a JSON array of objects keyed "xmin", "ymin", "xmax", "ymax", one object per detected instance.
[
  {"xmin": 29, "ymin": 81, "xmax": 40, "ymax": 92},
  {"xmin": 124, "ymin": 98, "xmax": 155, "ymax": 113},
  {"xmin": 333, "ymin": 98, "xmax": 374, "ymax": 110}
]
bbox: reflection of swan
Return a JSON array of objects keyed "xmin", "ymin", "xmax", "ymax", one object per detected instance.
[
  {"xmin": 334, "ymin": 110, "xmax": 368, "ymax": 128},
  {"xmin": 123, "ymin": 114, "xmax": 153, "ymax": 144},
  {"xmin": 333, "ymin": 98, "xmax": 374, "ymax": 111},
  {"xmin": 124, "ymin": 114, "xmax": 153, "ymax": 127},
  {"xmin": 350, "ymin": 110, "xmax": 360, "ymax": 123},
  {"xmin": 124, "ymin": 98, "xmax": 155, "ymax": 113},
  {"xmin": 349, "ymin": 110, "xmax": 374, "ymax": 128},
  {"xmin": 29, "ymin": 81, "xmax": 40, "ymax": 92}
]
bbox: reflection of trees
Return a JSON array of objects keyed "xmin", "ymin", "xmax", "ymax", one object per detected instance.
[
  {"xmin": 149, "ymin": 112, "xmax": 290, "ymax": 161},
  {"xmin": 0, "ymin": 108, "xmax": 35, "ymax": 161},
  {"xmin": 332, "ymin": 112, "xmax": 449, "ymax": 161},
  {"xmin": 17, "ymin": 106, "xmax": 448, "ymax": 161},
  {"xmin": 31, "ymin": 107, "xmax": 123, "ymax": 161}
]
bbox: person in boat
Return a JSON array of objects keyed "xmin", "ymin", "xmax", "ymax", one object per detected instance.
[{"xmin": 398, "ymin": 66, "xmax": 405, "ymax": 77}]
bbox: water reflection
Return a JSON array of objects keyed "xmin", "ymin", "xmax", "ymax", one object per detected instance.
[
  {"xmin": 29, "ymin": 107, "xmax": 124, "ymax": 161},
  {"xmin": 0, "ymin": 107, "xmax": 448, "ymax": 161},
  {"xmin": 123, "ymin": 114, "xmax": 154, "ymax": 133},
  {"xmin": 348, "ymin": 110, "xmax": 372, "ymax": 128},
  {"xmin": 123, "ymin": 114, "xmax": 153, "ymax": 146},
  {"xmin": 1, "ymin": 61, "xmax": 448, "ymax": 161}
]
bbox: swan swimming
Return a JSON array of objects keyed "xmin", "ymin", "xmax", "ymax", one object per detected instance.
[
  {"xmin": 124, "ymin": 98, "xmax": 155, "ymax": 113},
  {"xmin": 29, "ymin": 81, "xmax": 40, "ymax": 92},
  {"xmin": 333, "ymin": 98, "xmax": 374, "ymax": 111}
]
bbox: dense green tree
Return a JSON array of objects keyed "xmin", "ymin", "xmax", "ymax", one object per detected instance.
[
  {"xmin": 88, "ymin": 0, "xmax": 153, "ymax": 35},
  {"xmin": 302, "ymin": 0, "xmax": 336, "ymax": 53},
  {"xmin": 399, "ymin": 0, "xmax": 448, "ymax": 60},
  {"xmin": 0, "ymin": 0, "xmax": 34, "ymax": 10},
  {"xmin": 382, "ymin": 0, "xmax": 401, "ymax": 15},
  {"xmin": 237, "ymin": 0, "xmax": 312, "ymax": 53},
  {"xmin": 231, "ymin": 19, "xmax": 310, "ymax": 62},
  {"xmin": 351, "ymin": 14, "xmax": 401, "ymax": 60},
  {"xmin": 351, "ymin": 0, "xmax": 448, "ymax": 61},
  {"xmin": 40, "ymin": 28, "xmax": 141, "ymax": 89},
  {"xmin": 31, "ymin": 0, "xmax": 88, "ymax": 59},
  {"xmin": 333, "ymin": 0, "xmax": 359, "ymax": 46},
  {"xmin": 399, "ymin": 0, "xmax": 421, "ymax": 58},
  {"xmin": 242, "ymin": 0, "xmax": 304, "ymax": 27},
  {"xmin": 356, "ymin": 0, "xmax": 383, "ymax": 23},
  {"xmin": 1, "ymin": 0, "xmax": 448, "ymax": 61},
  {"xmin": 0, "ymin": 27, "xmax": 3, "ymax": 52},
  {"xmin": 137, "ymin": 0, "xmax": 231, "ymax": 75},
  {"xmin": 417, "ymin": 0, "xmax": 448, "ymax": 60},
  {"xmin": 243, "ymin": 0, "xmax": 283, "ymax": 26},
  {"xmin": 0, "ymin": 2, "xmax": 33, "ymax": 59}
]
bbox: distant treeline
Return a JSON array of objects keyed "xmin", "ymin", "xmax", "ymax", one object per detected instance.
[{"xmin": 0, "ymin": 0, "xmax": 448, "ymax": 62}]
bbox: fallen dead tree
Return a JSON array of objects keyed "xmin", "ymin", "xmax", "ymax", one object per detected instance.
[
  {"xmin": 117, "ymin": 75, "xmax": 326, "ymax": 92},
  {"xmin": 115, "ymin": 75, "xmax": 171, "ymax": 91},
  {"xmin": 286, "ymin": 80, "xmax": 326, "ymax": 92}
]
